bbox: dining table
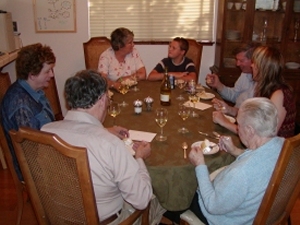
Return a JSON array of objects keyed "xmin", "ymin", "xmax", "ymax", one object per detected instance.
[{"xmin": 103, "ymin": 80, "xmax": 242, "ymax": 211}]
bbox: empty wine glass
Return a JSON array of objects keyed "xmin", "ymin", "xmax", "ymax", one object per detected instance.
[
  {"xmin": 131, "ymin": 73, "xmax": 139, "ymax": 92},
  {"xmin": 108, "ymin": 102, "xmax": 121, "ymax": 125},
  {"xmin": 119, "ymin": 81, "xmax": 129, "ymax": 107},
  {"xmin": 189, "ymin": 92, "xmax": 199, "ymax": 117},
  {"xmin": 155, "ymin": 108, "xmax": 168, "ymax": 141},
  {"xmin": 178, "ymin": 104, "xmax": 190, "ymax": 133},
  {"xmin": 176, "ymin": 79, "xmax": 186, "ymax": 101}
]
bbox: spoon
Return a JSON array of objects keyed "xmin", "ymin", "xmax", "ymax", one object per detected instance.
[{"xmin": 182, "ymin": 142, "xmax": 188, "ymax": 159}]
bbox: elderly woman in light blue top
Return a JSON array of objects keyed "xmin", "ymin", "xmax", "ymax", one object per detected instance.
[{"xmin": 188, "ymin": 97, "xmax": 284, "ymax": 225}]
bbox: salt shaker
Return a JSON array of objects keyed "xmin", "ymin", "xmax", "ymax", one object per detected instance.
[
  {"xmin": 144, "ymin": 96, "xmax": 154, "ymax": 111},
  {"xmin": 133, "ymin": 99, "xmax": 142, "ymax": 114}
]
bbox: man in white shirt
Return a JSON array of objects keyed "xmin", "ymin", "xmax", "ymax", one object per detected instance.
[
  {"xmin": 206, "ymin": 43, "xmax": 260, "ymax": 108},
  {"xmin": 42, "ymin": 70, "xmax": 155, "ymax": 224}
]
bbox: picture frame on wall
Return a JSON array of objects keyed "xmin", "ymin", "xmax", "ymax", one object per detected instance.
[{"xmin": 33, "ymin": 0, "xmax": 76, "ymax": 33}]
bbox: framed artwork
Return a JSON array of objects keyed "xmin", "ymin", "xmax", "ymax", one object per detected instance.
[{"xmin": 33, "ymin": 0, "xmax": 76, "ymax": 33}]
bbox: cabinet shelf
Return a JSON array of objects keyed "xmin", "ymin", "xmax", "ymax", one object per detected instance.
[{"xmin": 214, "ymin": 0, "xmax": 300, "ymax": 124}]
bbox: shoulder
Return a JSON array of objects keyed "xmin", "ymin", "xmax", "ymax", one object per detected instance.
[{"xmin": 184, "ymin": 57, "xmax": 194, "ymax": 63}]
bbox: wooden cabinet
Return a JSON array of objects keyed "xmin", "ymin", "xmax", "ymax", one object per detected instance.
[{"xmin": 214, "ymin": 0, "xmax": 300, "ymax": 124}]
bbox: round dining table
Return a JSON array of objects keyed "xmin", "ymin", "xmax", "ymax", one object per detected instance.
[{"xmin": 103, "ymin": 80, "xmax": 242, "ymax": 211}]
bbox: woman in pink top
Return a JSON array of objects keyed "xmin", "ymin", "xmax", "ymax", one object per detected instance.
[{"xmin": 98, "ymin": 27, "xmax": 146, "ymax": 90}]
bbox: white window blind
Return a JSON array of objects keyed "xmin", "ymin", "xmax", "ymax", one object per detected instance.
[{"xmin": 88, "ymin": 0, "xmax": 215, "ymax": 41}]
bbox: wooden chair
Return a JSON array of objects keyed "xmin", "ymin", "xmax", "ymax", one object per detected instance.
[
  {"xmin": 0, "ymin": 72, "xmax": 10, "ymax": 169},
  {"xmin": 9, "ymin": 127, "xmax": 150, "ymax": 225},
  {"xmin": 185, "ymin": 39, "xmax": 203, "ymax": 82},
  {"xmin": 83, "ymin": 36, "xmax": 111, "ymax": 70},
  {"xmin": 43, "ymin": 77, "xmax": 64, "ymax": 121},
  {"xmin": 180, "ymin": 134, "xmax": 300, "ymax": 225},
  {"xmin": 0, "ymin": 72, "xmax": 25, "ymax": 225}
]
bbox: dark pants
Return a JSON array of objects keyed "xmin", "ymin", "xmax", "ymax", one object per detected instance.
[{"xmin": 163, "ymin": 192, "xmax": 209, "ymax": 225}]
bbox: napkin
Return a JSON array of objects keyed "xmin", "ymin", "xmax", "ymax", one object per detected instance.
[
  {"xmin": 129, "ymin": 130, "xmax": 156, "ymax": 142},
  {"xmin": 184, "ymin": 101, "xmax": 212, "ymax": 111}
]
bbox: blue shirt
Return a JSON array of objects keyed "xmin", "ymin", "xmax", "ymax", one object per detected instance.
[
  {"xmin": 1, "ymin": 79, "xmax": 54, "ymax": 180},
  {"xmin": 195, "ymin": 137, "xmax": 284, "ymax": 225}
]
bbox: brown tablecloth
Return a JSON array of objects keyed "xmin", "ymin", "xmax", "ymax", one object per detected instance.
[{"xmin": 103, "ymin": 81, "xmax": 241, "ymax": 211}]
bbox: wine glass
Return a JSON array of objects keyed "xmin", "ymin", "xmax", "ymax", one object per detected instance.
[
  {"xmin": 131, "ymin": 73, "xmax": 139, "ymax": 92},
  {"xmin": 108, "ymin": 102, "xmax": 121, "ymax": 125},
  {"xmin": 178, "ymin": 104, "xmax": 190, "ymax": 133},
  {"xmin": 118, "ymin": 81, "xmax": 129, "ymax": 107},
  {"xmin": 176, "ymin": 79, "xmax": 186, "ymax": 101},
  {"xmin": 189, "ymin": 93, "xmax": 199, "ymax": 117},
  {"xmin": 155, "ymin": 108, "xmax": 168, "ymax": 141}
]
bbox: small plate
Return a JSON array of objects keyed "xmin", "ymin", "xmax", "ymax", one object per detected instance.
[
  {"xmin": 224, "ymin": 115, "xmax": 236, "ymax": 123},
  {"xmin": 191, "ymin": 141, "xmax": 219, "ymax": 155},
  {"xmin": 197, "ymin": 92, "xmax": 215, "ymax": 100}
]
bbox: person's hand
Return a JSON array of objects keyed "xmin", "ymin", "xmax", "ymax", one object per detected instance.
[
  {"xmin": 212, "ymin": 98, "xmax": 229, "ymax": 113},
  {"xmin": 107, "ymin": 126, "xmax": 129, "ymax": 139},
  {"xmin": 133, "ymin": 141, "xmax": 151, "ymax": 159},
  {"xmin": 205, "ymin": 74, "xmax": 222, "ymax": 90},
  {"xmin": 219, "ymin": 136, "xmax": 244, "ymax": 157},
  {"xmin": 189, "ymin": 146, "xmax": 205, "ymax": 166},
  {"xmin": 170, "ymin": 72, "xmax": 189, "ymax": 79},
  {"xmin": 212, "ymin": 111, "xmax": 228, "ymax": 126}
]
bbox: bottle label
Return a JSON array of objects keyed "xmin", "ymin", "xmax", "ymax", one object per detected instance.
[{"xmin": 160, "ymin": 94, "xmax": 170, "ymax": 102}]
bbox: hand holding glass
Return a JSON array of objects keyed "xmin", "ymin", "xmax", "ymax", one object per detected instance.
[
  {"xmin": 108, "ymin": 102, "xmax": 121, "ymax": 125},
  {"xmin": 155, "ymin": 108, "xmax": 168, "ymax": 141}
]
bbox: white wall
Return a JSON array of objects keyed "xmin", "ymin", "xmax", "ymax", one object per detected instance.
[{"xmin": 1, "ymin": 0, "xmax": 215, "ymax": 115}]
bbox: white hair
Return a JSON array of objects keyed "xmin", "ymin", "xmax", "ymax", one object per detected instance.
[{"xmin": 238, "ymin": 97, "xmax": 278, "ymax": 137}]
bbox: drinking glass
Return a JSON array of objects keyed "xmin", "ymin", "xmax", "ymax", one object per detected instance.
[
  {"xmin": 178, "ymin": 104, "xmax": 190, "ymax": 133},
  {"xmin": 155, "ymin": 108, "xmax": 168, "ymax": 141},
  {"xmin": 189, "ymin": 86, "xmax": 199, "ymax": 117},
  {"xmin": 108, "ymin": 102, "xmax": 121, "ymax": 125},
  {"xmin": 118, "ymin": 82, "xmax": 129, "ymax": 107},
  {"xmin": 131, "ymin": 73, "xmax": 139, "ymax": 92},
  {"xmin": 176, "ymin": 79, "xmax": 186, "ymax": 100}
]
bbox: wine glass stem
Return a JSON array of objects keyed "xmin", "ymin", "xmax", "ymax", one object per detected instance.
[{"xmin": 161, "ymin": 127, "xmax": 164, "ymax": 137}]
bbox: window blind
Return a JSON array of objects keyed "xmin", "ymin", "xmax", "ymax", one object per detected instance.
[{"xmin": 88, "ymin": 0, "xmax": 215, "ymax": 41}]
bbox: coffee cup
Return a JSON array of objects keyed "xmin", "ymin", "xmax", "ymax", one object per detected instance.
[
  {"xmin": 235, "ymin": 2, "xmax": 242, "ymax": 10},
  {"xmin": 227, "ymin": 2, "xmax": 234, "ymax": 10}
]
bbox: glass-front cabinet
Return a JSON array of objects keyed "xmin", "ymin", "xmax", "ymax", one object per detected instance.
[{"xmin": 214, "ymin": 0, "xmax": 300, "ymax": 124}]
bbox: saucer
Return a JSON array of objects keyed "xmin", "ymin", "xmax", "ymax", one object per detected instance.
[
  {"xmin": 191, "ymin": 141, "xmax": 219, "ymax": 155},
  {"xmin": 197, "ymin": 92, "xmax": 215, "ymax": 100}
]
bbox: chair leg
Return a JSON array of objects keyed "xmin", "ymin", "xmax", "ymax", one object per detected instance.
[{"xmin": 15, "ymin": 185, "xmax": 25, "ymax": 225}]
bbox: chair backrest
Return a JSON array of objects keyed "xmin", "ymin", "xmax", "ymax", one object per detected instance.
[
  {"xmin": 9, "ymin": 127, "xmax": 100, "ymax": 225},
  {"xmin": 83, "ymin": 36, "xmax": 111, "ymax": 70},
  {"xmin": 0, "ymin": 72, "xmax": 25, "ymax": 225},
  {"xmin": 253, "ymin": 134, "xmax": 300, "ymax": 225},
  {"xmin": 185, "ymin": 39, "xmax": 203, "ymax": 81},
  {"xmin": 43, "ymin": 77, "xmax": 63, "ymax": 121}
]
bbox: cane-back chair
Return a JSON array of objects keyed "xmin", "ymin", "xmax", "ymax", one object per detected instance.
[
  {"xmin": 185, "ymin": 39, "xmax": 203, "ymax": 82},
  {"xmin": 43, "ymin": 77, "xmax": 63, "ymax": 121},
  {"xmin": 180, "ymin": 134, "xmax": 300, "ymax": 225},
  {"xmin": 83, "ymin": 36, "xmax": 111, "ymax": 70},
  {"xmin": 9, "ymin": 127, "xmax": 150, "ymax": 225}
]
